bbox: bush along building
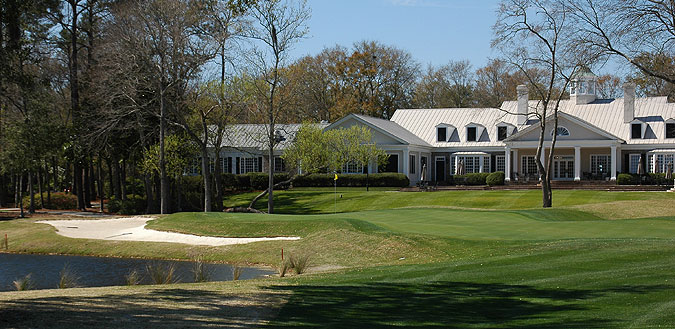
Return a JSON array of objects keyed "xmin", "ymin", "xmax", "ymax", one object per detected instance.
[{"xmin": 327, "ymin": 70, "xmax": 675, "ymax": 186}]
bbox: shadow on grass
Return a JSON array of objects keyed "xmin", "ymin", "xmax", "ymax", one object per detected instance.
[
  {"xmin": 264, "ymin": 281, "xmax": 668, "ymax": 328},
  {"xmin": 0, "ymin": 288, "xmax": 284, "ymax": 328}
]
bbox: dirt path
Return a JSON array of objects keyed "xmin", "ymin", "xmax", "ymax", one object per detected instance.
[{"xmin": 37, "ymin": 217, "xmax": 300, "ymax": 246}]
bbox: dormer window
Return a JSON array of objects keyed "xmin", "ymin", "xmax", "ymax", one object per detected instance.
[
  {"xmin": 631, "ymin": 123, "xmax": 642, "ymax": 139},
  {"xmin": 437, "ymin": 127, "xmax": 447, "ymax": 142},
  {"xmin": 666, "ymin": 119, "xmax": 675, "ymax": 139},
  {"xmin": 465, "ymin": 123, "xmax": 485, "ymax": 142},
  {"xmin": 496, "ymin": 122, "xmax": 516, "ymax": 141},
  {"xmin": 497, "ymin": 126, "xmax": 508, "ymax": 141},
  {"xmin": 467, "ymin": 127, "xmax": 477, "ymax": 141}
]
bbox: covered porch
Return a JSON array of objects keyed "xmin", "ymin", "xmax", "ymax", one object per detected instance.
[{"xmin": 504, "ymin": 141, "xmax": 621, "ymax": 183}]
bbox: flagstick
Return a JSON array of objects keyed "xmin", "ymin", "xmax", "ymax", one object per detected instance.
[{"xmin": 334, "ymin": 175, "xmax": 337, "ymax": 214}]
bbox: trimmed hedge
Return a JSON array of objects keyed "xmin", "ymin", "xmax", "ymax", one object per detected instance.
[
  {"xmin": 486, "ymin": 171, "xmax": 505, "ymax": 186},
  {"xmin": 246, "ymin": 172, "xmax": 291, "ymax": 190},
  {"xmin": 293, "ymin": 173, "xmax": 409, "ymax": 188},
  {"xmin": 616, "ymin": 173, "xmax": 674, "ymax": 185},
  {"xmin": 22, "ymin": 192, "xmax": 77, "ymax": 210},
  {"xmin": 453, "ymin": 173, "xmax": 490, "ymax": 186}
]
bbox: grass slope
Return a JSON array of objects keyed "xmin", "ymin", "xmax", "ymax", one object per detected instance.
[{"xmin": 3, "ymin": 189, "xmax": 675, "ymax": 327}]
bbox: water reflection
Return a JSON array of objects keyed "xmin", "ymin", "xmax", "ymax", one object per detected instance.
[{"xmin": 0, "ymin": 253, "xmax": 274, "ymax": 291}]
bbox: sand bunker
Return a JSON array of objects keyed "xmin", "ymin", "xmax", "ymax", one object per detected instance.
[{"xmin": 38, "ymin": 217, "xmax": 300, "ymax": 246}]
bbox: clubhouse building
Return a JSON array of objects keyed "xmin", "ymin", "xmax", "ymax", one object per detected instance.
[
  {"xmin": 325, "ymin": 70, "xmax": 675, "ymax": 185},
  {"xmin": 207, "ymin": 70, "xmax": 675, "ymax": 186}
]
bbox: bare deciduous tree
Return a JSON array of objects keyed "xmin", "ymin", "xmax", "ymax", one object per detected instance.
[
  {"xmin": 245, "ymin": 0, "xmax": 310, "ymax": 214},
  {"xmin": 494, "ymin": 0, "xmax": 589, "ymax": 207}
]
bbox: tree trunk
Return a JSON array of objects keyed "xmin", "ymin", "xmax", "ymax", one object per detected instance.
[
  {"xmin": 28, "ymin": 172, "xmax": 35, "ymax": 214},
  {"xmin": 214, "ymin": 153, "xmax": 223, "ymax": 212},
  {"xmin": 45, "ymin": 161, "xmax": 51, "ymax": 206},
  {"xmin": 74, "ymin": 163, "xmax": 85, "ymax": 210},
  {"xmin": 113, "ymin": 158, "xmax": 121, "ymax": 200},
  {"xmin": 144, "ymin": 173, "xmax": 154, "ymax": 214},
  {"xmin": 107, "ymin": 158, "xmax": 114, "ymax": 198},
  {"xmin": 18, "ymin": 173, "xmax": 24, "ymax": 218},
  {"xmin": 84, "ymin": 160, "xmax": 92, "ymax": 208},
  {"xmin": 201, "ymin": 148, "xmax": 212, "ymax": 212},
  {"xmin": 159, "ymin": 78, "xmax": 169, "ymax": 214},
  {"xmin": 13, "ymin": 174, "xmax": 18, "ymax": 207},
  {"xmin": 52, "ymin": 156, "xmax": 58, "ymax": 192},
  {"xmin": 98, "ymin": 157, "xmax": 104, "ymax": 212},
  {"xmin": 37, "ymin": 170, "xmax": 44, "ymax": 209},
  {"xmin": 120, "ymin": 158, "xmax": 127, "ymax": 200}
]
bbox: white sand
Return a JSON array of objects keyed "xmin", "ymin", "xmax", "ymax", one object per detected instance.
[{"xmin": 37, "ymin": 217, "xmax": 300, "ymax": 246}]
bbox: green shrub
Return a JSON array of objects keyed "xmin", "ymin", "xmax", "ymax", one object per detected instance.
[
  {"xmin": 234, "ymin": 174, "xmax": 250, "ymax": 190},
  {"xmin": 486, "ymin": 171, "xmax": 505, "ymax": 186},
  {"xmin": 454, "ymin": 173, "xmax": 490, "ymax": 185},
  {"xmin": 220, "ymin": 173, "xmax": 237, "ymax": 189},
  {"xmin": 246, "ymin": 172, "xmax": 291, "ymax": 190},
  {"xmin": 125, "ymin": 178, "xmax": 145, "ymax": 196},
  {"xmin": 292, "ymin": 173, "xmax": 409, "ymax": 188},
  {"xmin": 647, "ymin": 173, "xmax": 669, "ymax": 185},
  {"xmin": 22, "ymin": 192, "xmax": 77, "ymax": 210},
  {"xmin": 108, "ymin": 194, "xmax": 146, "ymax": 215},
  {"xmin": 617, "ymin": 173, "xmax": 636, "ymax": 185}
]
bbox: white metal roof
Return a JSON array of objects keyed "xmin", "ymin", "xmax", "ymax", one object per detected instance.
[
  {"xmin": 216, "ymin": 123, "xmax": 328, "ymax": 150},
  {"xmin": 500, "ymin": 97, "xmax": 675, "ymax": 145},
  {"xmin": 391, "ymin": 96, "xmax": 675, "ymax": 148}
]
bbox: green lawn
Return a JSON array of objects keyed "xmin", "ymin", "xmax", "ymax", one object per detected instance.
[{"xmin": 3, "ymin": 189, "xmax": 675, "ymax": 327}]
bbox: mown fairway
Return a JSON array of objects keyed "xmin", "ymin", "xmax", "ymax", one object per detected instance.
[{"xmin": 2, "ymin": 189, "xmax": 675, "ymax": 327}]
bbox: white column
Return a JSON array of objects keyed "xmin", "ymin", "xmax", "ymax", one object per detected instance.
[
  {"xmin": 652, "ymin": 152, "xmax": 658, "ymax": 173},
  {"xmin": 513, "ymin": 149, "xmax": 519, "ymax": 180},
  {"xmin": 574, "ymin": 146, "xmax": 581, "ymax": 181},
  {"xmin": 505, "ymin": 147, "xmax": 512, "ymax": 182},
  {"xmin": 610, "ymin": 145, "xmax": 617, "ymax": 181},
  {"xmin": 479, "ymin": 156, "xmax": 485, "ymax": 173},
  {"xmin": 403, "ymin": 149, "xmax": 409, "ymax": 175}
]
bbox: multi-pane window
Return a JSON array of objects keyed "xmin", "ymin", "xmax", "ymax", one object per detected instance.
[
  {"xmin": 631, "ymin": 124, "xmax": 642, "ymax": 139},
  {"xmin": 497, "ymin": 126, "xmax": 508, "ymax": 141},
  {"xmin": 274, "ymin": 157, "xmax": 286, "ymax": 172},
  {"xmin": 483, "ymin": 157, "xmax": 490, "ymax": 173},
  {"xmin": 456, "ymin": 156, "xmax": 484, "ymax": 174},
  {"xmin": 467, "ymin": 127, "xmax": 477, "ymax": 142},
  {"xmin": 342, "ymin": 161, "xmax": 362, "ymax": 174},
  {"xmin": 648, "ymin": 153, "xmax": 675, "ymax": 173},
  {"xmin": 629, "ymin": 154, "xmax": 642, "ymax": 174},
  {"xmin": 410, "ymin": 155, "xmax": 416, "ymax": 174},
  {"xmin": 496, "ymin": 155, "xmax": 505, "ymax": 173},
  {"xmin": 590, "ymin": 155, "xmax": 610, "ymax": 175},
  {"xmin": 437, "ymin": 127, "xmax": 447, "ymax": 142},
  {"xmin": 666, "ymin": 123, "xmax": 675, "ymax": 139},
  {"xmin": 241, "ymin": 157, "xmax": 258, "ymax": 174},
  {"xmin": 521, "ymin": 156, "xmax": 538, "ymax": 175}
]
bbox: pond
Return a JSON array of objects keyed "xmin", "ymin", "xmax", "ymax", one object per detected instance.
[{"xmin": 0, "ymin": 253, "xmax": 275, "ymax": 292}]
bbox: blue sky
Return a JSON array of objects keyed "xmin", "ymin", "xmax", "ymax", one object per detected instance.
[{"xmin": 288, "ymin": 0, "xmax": 503, "ymax": 68}]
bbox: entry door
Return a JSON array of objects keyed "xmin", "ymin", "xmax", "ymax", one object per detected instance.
[
  {"xmin": 553, "ymin": 156, "xmax": 574, "ymax": 179},
  {"xmin": 435, "ymin": 157, "xmax": 446, "ymax": 182}
]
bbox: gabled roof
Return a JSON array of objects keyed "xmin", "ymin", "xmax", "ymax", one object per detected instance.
[
  {"xmin": 215, "ymin": 123, "xmax": 328, "ymax": 150},
  {"xmin": 390, "ymin": 107, "xmax": 518, "ymax": 147},
  {"xmin": 500, "ymin": 96, "xmax": 675, "ymax": 145},
  {"xmin": 504, "ymin": 112, "xmax": 625, "ymax": 142},
  {"xmin": 326, "ymin": 113, "xmax": 431, "ymax": 147}
]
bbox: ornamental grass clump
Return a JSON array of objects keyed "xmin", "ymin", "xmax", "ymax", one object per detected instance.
[
  {"xmin": 192, "ymin": 256, "xmax": 210, "ymax": 283},
  {"xmin": 289, "ymin": 254, "xmax": 310, "ymax": 275},
  {"xmin": 232, "ymin": 264, "xmax": 243, "ymax": 281},
  {"xmin": 58, "ymin": 265, "xmax": 79, "ymax": 289},
  {"xmin": 278, "ymin": 260, "xmax": 291, "ymax": 277},
  {"xmin": 125, "ymin": 269, "xmax": 142, "ymax": 286},
  {"xmin": 13, "ymin": 274, "xmax": 35, "ymax": 291},
  {"xmin": 146, "ymin": 263, "xmax": 178, "ymax": 284}
]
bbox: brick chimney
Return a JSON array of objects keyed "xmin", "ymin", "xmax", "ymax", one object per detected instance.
[
  {"xmin": 623, "ymin": 82, "xmax": 636, "ymax": 123},
  {"xmin": 517, "ymin": 85, "xmax": 528, "ymax": 126}
]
